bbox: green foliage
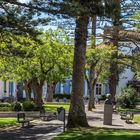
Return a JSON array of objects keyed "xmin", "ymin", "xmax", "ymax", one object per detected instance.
[
  {"xmin": 53, "ymin": 93, "xmax": 71, "ymax": 99},
  {"xmin": 85, "ymin": 43, "xmax": 114, "ymax": 83},
  {"xmin": 0, "ymin": 28, "xmax": 73, "ymax": 83},
  {"xmin": 0, "ymin": 107, "xmax": 12, "ymax": 112},
  {"xmin": 12, "ymin": 102, "xmax": 22, "ymax": 111},
  {"xmin": 0, "ymin": 0, "xmax": 48, "ymax": 37},
  {"xmin": 131, "ymin": 11, "xmax": 140, "ymax": 31},
  {"xmin": 117, "ymin": 86, "xmax": 137, "ymax": 108},
  {"xmin": 116, "ymin": 107, "xmax": 140, "ymax": 113},
  {"xmin": 22, "ymin": 100, "xmax": 37, "ymax": 111},
  {"xmin": 0, "ymin": 103, "xmax": 12, "ymax": 111},
  {"xmin": 0, "ymin": 102, "xmax": 11, "ymax": 107},
  {"xmin": 99, "ymin": 94, "xmax": 107, "ymax": 100}
]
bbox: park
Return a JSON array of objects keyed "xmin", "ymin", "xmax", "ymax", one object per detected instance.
[{"xmin": 0, "ymin": 0, "xmax": 140, "ymax": 139}]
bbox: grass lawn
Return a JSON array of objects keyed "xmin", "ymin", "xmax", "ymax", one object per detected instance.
[
  {"xmin": 134, "ymin": 115, "xmax": 140, "ymax": 124},
  {"xmin": 53, "ymin": 128, "xmax": 140, "ymax": 140},
  {"xmin": 43, "ymin": 103, "xmax": 70, "ymax": 112},
  {"xmin": 0, "ymin": 118, "xmax": 17, "ymax": 127},
  {"xmin": 116, "ymin": 107, "xmax": 140, "ymax": 113}
]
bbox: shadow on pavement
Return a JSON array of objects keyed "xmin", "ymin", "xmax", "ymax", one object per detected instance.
[{"xmin": 0, "ymin": 124, "xmax": 60, "ymax": 140}]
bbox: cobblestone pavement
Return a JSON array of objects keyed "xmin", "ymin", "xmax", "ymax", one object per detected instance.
[{"xmin": 0, "ymin": 103, "xmax": 140, "ymax": 140}]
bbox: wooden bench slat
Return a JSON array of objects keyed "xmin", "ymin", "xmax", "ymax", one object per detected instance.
[{"xmin": 120, "ymin": 111, "xmax": 134, "ymax": 123}]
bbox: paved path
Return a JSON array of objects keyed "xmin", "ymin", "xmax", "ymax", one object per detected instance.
[
  {"xmin": 0, "ymin": 120, "xmax": 64, "ymax": 140},
  {"xmin": 86, "ymin": 104, "xmax": 140, "ymax": 130},
  {"xmin": 0, "ymin": 103, "xmax": 140, "ymax": 140}
]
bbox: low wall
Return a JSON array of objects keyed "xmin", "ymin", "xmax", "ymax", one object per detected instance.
[
  {"xmin": 45, "ymin": 102, "xmax": 70, "ymax": 105},
  {"xmin": 0, "ymin": 111, "xmax": 40, "ymax": 118}
]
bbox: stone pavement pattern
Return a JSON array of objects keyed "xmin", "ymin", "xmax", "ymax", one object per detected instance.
[{"xmin": 0, "ymin": 103, "xmax": 140, "ymax": 140}]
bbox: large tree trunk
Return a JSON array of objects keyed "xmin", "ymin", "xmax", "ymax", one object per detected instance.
[
  {"xmin": 109, "ymin": 0, "xmax": 120, "ymax": 103},
  {"xmin": 88, "ymin": 16, "xmax": 97, "ymax": 111},
  {"xmin": 16, "ymin": 81, "xmax": 23, "ymax": 102},
  {"xmin": 67, "ymin": 15, "xmax": 89, "ymax": 128},
  {"xmin": 88, "ymin": 74, "xmax": 97, "ymax": 110},
  {"xmin": 88, "ymin": 80, "xmax": 95, "ymax": 111},
  {"xmin": 46, "ymin": 82, "xmax": 56, "ymax": 102},
  {"xmin": 109, "ymin": 30, "xmax": 119, "ymax": 103},
  {"xmin": 32, "ymin": 78, "xmax": 43, "ymax": 108},
  {"xmin": 88, "ymin": 79, "xmax": 94, "ymax": 111},
  {"xmin": 24, "ymin": 80, "xmax": 32, "ymax": 100},
  {"xmin": 109, "ymin": 26, "xmax": 118, "ymax": 102}
]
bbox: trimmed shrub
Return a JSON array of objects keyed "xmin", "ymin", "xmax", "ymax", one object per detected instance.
[
  {"xmin": 12, "ymin": 102, "xmax": 22, "ymax": 111},
  {"xmin": 117, "ymin": 86, "xmax": 137, "ymax": 108},
  {"xmin": 99, "ymin": 94, "xmax": 107, "ymax": 100},
  {"xmin": 22, "ymin": 100, "xmax": 36, "ymax": 111},
  {"xmin": 53, "ymin": 93, "xmax": 71, "ymax": 99},
  {"xmin": 0, "ymin": 102, "xmax": 11, "ymax": 107},
  {"xmin": 0, "ymin": 107, "xmax": 12, "ymax": 111}
]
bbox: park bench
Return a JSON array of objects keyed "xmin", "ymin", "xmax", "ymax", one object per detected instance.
[
  {"xmin": 40, "ymin": 109, "xmax": 57, "ymax": 121},
  {"xmin": 120, "ymin": 111, "xmax": 127, "ymax": 119},
  {"xmin": 40, "ymin": 107, "xmax": 66, "ymax": 132},
  {"xmin": 17, "ymin": 113, "xmax": 33, "ymax": 127},
  {"xmin": 120, "ymin": 111, "xmax": 134, "ymax": 123},
  {"xmin": 125, "ymin": 112, "xmax": 134, "ymax": 123}
]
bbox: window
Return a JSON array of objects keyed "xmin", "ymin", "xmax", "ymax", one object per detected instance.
[{"xmin": 96, "ymin": 84, "xmax": 102, "ymax": 95}]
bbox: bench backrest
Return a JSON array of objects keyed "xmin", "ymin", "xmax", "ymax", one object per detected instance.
[
  {"xmin": 129, "ymin": 112, "xmax": 134, "ymax": 119},
  {"xmin": 17, "ymin": 113, "xmax": 25, "ymax": 121},
  {"xmin": 40, "ymin": 109, "xmax": 46, "ymax": 116}
]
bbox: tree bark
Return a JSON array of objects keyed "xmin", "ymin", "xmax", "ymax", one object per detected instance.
[
  {"xmin": 16, "ymin": 81, "xmax": 23, "ymax": 101},
  {"xmin": 32, "ymin": 78, "xmax": 43, "ymax": 108},
  {"xmin": 46, "ymin": 82, "xmax": 56, "ymax": 102},
  {"xmin": 24, "ymin": 80, "xmax": 32, "ymax": 100},
  {"xmin": 109, "ymin": 28, "xmax": 119, "ymax": 103},
  {"xmin": 67, "ymin": 15, "xmax": 89, "ymax": 128},
  {"xmin": 104, "ymin": 29, "xmax": 140, "ymax": 42},
  {"xmin": 109, "ymin": 26, "xmax": 118, "ymax": 102},
  {"xmin": 109, "ymin": 0, "xmax": 120, "ymax": 103},
  {"xmin": 119, "ymin": 30, "xmax": 140, "ymax": 41},
  {"xmin": 88, "ymin": 16, "xmax": 97, "ymax": 111},
  {"xmin": 88, "ymin": 72, "xmax": 97, "ymax": 110}
]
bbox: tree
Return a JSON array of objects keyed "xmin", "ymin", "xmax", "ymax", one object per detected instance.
[
  {"xmin": 1, "ymin": 0, "xmax": 120, "ymax": 127},
  {"xmin": 86, "ymin": 16, "xmax": 97, "ymax": 110},
  {"xmin": 0, "ymin": 29, "xmax": 73, "ymax": 107},
  {"xmin": 86, "ymin": 43, "xmax": 114, "ymax": 110},
  {"xmin": 44, "ymin": 30, "xmax": 73, "ymax": 102},
  {"xmin": 0, "ymin": 0, "xmax": 49, "ymax": 37},
  {"xmin": 67, "ymin": 15, "xmax": 89, "ymax": 127},
  {"xmin": 107, "ymin": 0, "xmax": 121, "ymax": 103},
  {"xmin": 66, "ymin": 0, "xmax": 118, "ymax": 128}
]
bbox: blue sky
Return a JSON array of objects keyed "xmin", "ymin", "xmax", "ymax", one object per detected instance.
[{"xmin": 18, "ymin": 0, "xmax": 30, "ymax": 3}]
